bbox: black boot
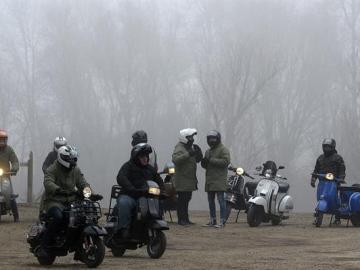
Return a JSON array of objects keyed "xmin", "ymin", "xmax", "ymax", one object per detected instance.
[{"xmin": 10, "ymin": 198, "xmax": 19, "ymax": 222}]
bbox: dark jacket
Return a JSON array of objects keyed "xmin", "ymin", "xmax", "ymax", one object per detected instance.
[
  {"xmin": 42, "ymin": 150, "xmax": 57, "ymax": 173},
  {"xmin": 117, "ymin": 160, "xmax": 164, "ymax": 198},
  {"xmin": 313, "ymin": 151, "xmax": 346, "ymax": 179},
  {"xmin": 0, "ymin": 145, "xmax": 19, "ymax": 173}
]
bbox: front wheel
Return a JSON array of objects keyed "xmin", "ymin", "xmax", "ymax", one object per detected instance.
[
  {"xmin": 247, "ymin": 204, "xmax": 264, "ymax": 227},
  {"xmin": 350, "ymin": 213, "xmax": 360, "ymax": 227},
  {"xmin": 37, "ymin": 254, "xmax": 56, "ymax": 265},
  {"xmin": 147, "ymin": 230, "xmax": 166, "ymax": 259},
  {"xmin": 81, "ymin": 236, "xmax": 105, "ymax": 268},
  {"xmin": 314, "ymin": 212, "xmax": 323, "ymax": 227}
]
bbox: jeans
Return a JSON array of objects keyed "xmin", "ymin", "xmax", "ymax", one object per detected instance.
[
  {"xmin": 207, "ymin": 191, "xmax": 226, "ymax": 222},
  {"xmin": 177, "ymin": 191, "xmax": 192, "ymax": 223},
  {"xmin": 42, "ymin": 206, "xmax": 66, "ymax": 246},
  {"xmin": 116, "ymin": 194, "xmax": 137, "ymax": 229}
]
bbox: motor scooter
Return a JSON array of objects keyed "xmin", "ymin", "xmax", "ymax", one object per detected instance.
[
  {"xmin": 247, "ymin": 165, "xmax": 294, "ymax": 227},
  {"xmin": 0, "ymin": 168, "xmax": 19, "ymax": 222},
  {"xmin": 313, "ymin": 172, "xmax": 360, "ymax": 227}
]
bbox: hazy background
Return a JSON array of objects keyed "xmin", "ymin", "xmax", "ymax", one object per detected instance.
[{"xmin": 1, "ymin": 0, "xmax": 359, "ymax": 212}]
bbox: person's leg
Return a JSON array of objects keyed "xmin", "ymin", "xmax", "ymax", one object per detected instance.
[
  {"xmin": 116, "ymin": 195, "xmax": 137, "ymax": 230},
  {"xmin": 203, "ymin": 191, "xmax": 216, "ymax": 226},
  {"xmin": 177, "ymin": 192, "xmax": 186, "ymax": 225},
  {"xmin": 217, "ymin": 191, "xmax": 226, "ymax": 226},
  {"xmin": 185, "ymin": 191, "xmax": 193, "ymax": 224}
]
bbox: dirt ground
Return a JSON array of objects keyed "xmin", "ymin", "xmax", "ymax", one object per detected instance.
[{"xmin": 1, "ymin": 205, "xmax": 360, "ymax": 270}]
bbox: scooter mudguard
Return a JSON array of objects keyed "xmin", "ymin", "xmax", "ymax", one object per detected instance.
[
  {"xmin": 148, "ymin": 198, "xmax": 160, "ymax": 218},
  {"xmin": 316, "ymin": 199, "xmax": 328, "ymax": 213},
  {"xmin": 349, "ymin": 192, "xmax": 360, "ymax": 212},
  {"xmin": 248, "ymin": 197, "xmax": 267, "ymax": 213},
  {"xmin": 150, "ymin": 219, "xmax": 169, "ymax": 230},
  {"xmin": 278, "ymin": 195, "xmax": 294, "ymax": 213},
  {"xmin": 83, "ymin": 225, "xmax": 108, "ymax": 236}
]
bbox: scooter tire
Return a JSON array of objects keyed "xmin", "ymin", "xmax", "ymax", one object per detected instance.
[
  {"xmin": 81, "ymin": 236, "xmax": 105, "ymax": 268},
  {"xmin": 350, "ymin": 214, "xmax": 360, "ymax": 227},
  {"xmin": 247, "ymin": 204, "xmax": 263, "ymax": 227},
  {"xmin": 147, "ymin": 230, "xmax": 166, "ymax": 259},
  {"xmin": 37, "ymin": 254, "xmax": 56, "ymax": 265}
]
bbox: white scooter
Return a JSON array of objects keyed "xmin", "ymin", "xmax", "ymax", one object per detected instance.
[{"xmin": 247, "ymin": 164, "xmax": 294, "ymax": 227}]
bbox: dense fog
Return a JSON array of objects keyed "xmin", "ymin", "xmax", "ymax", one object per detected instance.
[{"xmin": 1, "ymin": 0, "xmax": 359, "ymax": 212}]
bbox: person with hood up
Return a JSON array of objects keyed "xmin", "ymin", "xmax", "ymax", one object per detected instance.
[
  {"xmin": 131, "ymin": 130, "xmax": 158, "ymax": 171},
  {"xmin": 201, "ymin": 130, "xmax": 230, "ymax": 228},
  {"xmin": 172, "ymin": 128, "xmax": 203, "ymax": 226}
]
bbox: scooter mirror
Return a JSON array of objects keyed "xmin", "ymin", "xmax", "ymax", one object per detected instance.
[
  {"xmin": 255, "ymin": 166, "xmax": 262, "ymax": 172},
  {"xmin": 278, "ymin": 166, "xmax": 285, "ymax": 170}
]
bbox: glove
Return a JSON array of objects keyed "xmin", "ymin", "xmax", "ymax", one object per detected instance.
[
  {"xmin": 310, "ymin": 177, "xmax": 316, "ymax": 188},
  {"xmin": 201, "ymin": 157, "xmax": 209, "ymax": 168},
  {"xmin": 55, "ymin": 188, "xmax": 71, "ymax": 196},
  {"xmin": 187, "ymin": 147, "xmax": 196, "ymax": 156},
  {"xmin": 90, "ymin": 194, "xmax": 103, "ymax": 201},
  {"xmin": 193, "ymin": 144, "xmax": 203, "ymax": 162}
]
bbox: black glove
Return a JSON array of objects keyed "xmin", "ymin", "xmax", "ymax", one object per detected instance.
[
  {"xmin": 187, "ymin": 147, "xmax": 196, "ymax": 156},
  {"xmin": 201, "ymin": 157, "xmax": 209, "ymax": 168},
  {"xmin": 55, "ymin": 188, "xmax": 71, "ymax": 196},
  {"xmin": 193, "ymin": 144, "xmax": 203, "ymax": 162},
  {"xmin": 90, "ymin": 194, "xmax": 103, "ymax": 201},
  {"xmin": 310, "ymin": 177, "xmax": 316, "ymax": 188}
]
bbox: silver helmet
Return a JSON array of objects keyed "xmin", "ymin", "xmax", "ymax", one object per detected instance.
[
  {"xmin": 54, "ymin": 136, "xmax": 68, "ymax": 152},
  {"xmin": 57, "ymin": 145, "xmax": 78, "ymax": 169}
]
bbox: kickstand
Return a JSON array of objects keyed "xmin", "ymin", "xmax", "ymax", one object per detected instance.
[
  {"xmin": 235, "ymin": 210, "xmax": 240, "ymax": 223},
  {"xmin": 329, "ymin": 214, "xmax": 333, "ymax": 227}
]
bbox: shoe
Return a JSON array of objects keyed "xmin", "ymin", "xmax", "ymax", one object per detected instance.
[
  {"xmin": 214, "ymin": 223, "xmax": 225, "ymax": 228},
  {"xmin": 186, "ymin": 220, "xmax": 196, "ymax": 225},
  {"xmin": 178, "ymin": 220, "xmax": 189, "ymax": 226},
  {"xmin": 202, "ymin": 219, "xmax": 217, "ymax": 227}
]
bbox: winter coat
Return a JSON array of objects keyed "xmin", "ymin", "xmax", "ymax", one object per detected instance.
[
  {"xmin": 172, "ymin": 142, "xmax": 199, "ymax": 192},
  {"xmin": 201, "ymin": 143, "xmax": 231, "ymax": 192},
  {"xmin": 42, "ymin": 150, "xmax": 57, "ymax": 173},
  {"xmin": 117, "ymin": 159, "xmax": 164, "ymax": 198},
  {"xmin": 0, "ymin": 145, "xmax": 19, "ymax": 173},
  {"xmin": 43, "ymin": 162, "xmax": 89, "ymax": 211},
  {"xmin": 313, "ymin": 150, "xmax": 346, "ymax": 179}
]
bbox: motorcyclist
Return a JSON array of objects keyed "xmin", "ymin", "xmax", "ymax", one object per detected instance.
[
  {"xmin": 116, "ymin": 143, "xmax": 164, "ymax": 238},
  {"xmin": 311, "ymin": 138, "xmax": 346, "ymax": 225},
  {"xmin": 131, "ymin": 130, "xmax": 158, "ymax": 171},
  {"xmin": 39, "ymin": 137, "xmax": 68, "ymax": 218},
  {"xmin": 37, "ymin": 145, "xmax": 91, "ymax": 258},
  {"xmin": 172, "ymin": 128, "xmax": 203, "ymax": 226},
  {"xmin": 201, "ymin": 130, "xmax": 230, "ymax": 228},
  {"xmin": 0, "ymin": 129, "xmax": 20, "ymax": 222}
]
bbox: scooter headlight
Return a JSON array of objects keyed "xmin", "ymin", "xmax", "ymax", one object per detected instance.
[
  {"xmin": 83, "ymin": 187, "xmax": 92, "ymax": 198},
  {"xmin": 149, "ymin": 187, "xmax": 161, "ymax": 196},
  {"xmin": 168, "ymin": 167, "xmax": 175, "ymax": 174},
  {"xmin": 0, "ymin": 169, "xmax": 3, "ymax": 176},
  {"xmin": 325, "ymin": 173, "xmax": 334, "ymax": 181},
  {"xmin": 236, "ymin": 167, "xmax": 244, "ymax": 176}
]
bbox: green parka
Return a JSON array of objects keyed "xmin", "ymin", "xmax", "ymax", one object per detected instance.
[
  {"xmin": 172, "ymin": 142, "xmax": 198, "ymax": 192},
  {"xmin": 0, "ymin": 145, "xmax": 19, "ymax": 173},
  {"xmin": 43, "ymin": 162, "xmax": 89, "ymax": 211},
  {"xmin": 201, "ymin": 143, "xmax": 230, "ymax": 192}
]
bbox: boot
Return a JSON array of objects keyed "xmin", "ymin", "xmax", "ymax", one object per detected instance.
[
  {"xmin": 203, "ymin": 218, "xmax": 217, "ymax": 227},
  {"xmin": 10, "ymin": 199, "xmax": 19, "ymax": 222},
  {"xmin": 214, "ymin": 219, "xmax": 226, "ymax": 228}
]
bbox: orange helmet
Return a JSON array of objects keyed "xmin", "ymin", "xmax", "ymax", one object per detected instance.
[{"xmin": 0, "ymin": 129, "xmax": 8, "ymax": 147}]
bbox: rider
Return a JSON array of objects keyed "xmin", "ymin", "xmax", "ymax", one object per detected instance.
[
  {"xmin": 39, "ymin": 137, "xmax": 68, "ymax": 217},
  {"xmin": 116, "ymin": 143, "xmax": 164, "ymax": 238},
  {"xmin": 0, "ymin": 129, "xmax": 20, "ymax": 222},
  {"xmin": 131, "ymin": 130, "xmax": 158, "ymax": 171},
  {"xmin": 201, "ymin": 130, "xmax": 230, "ymax": 228},
  {"xmin": 172, "ymin": 128, "xmax": 203, "ymax": 226},
  {"xmin": 37, "ymin": 145, "xmax": 91, "ymax": 258},
  {"xmin": 311, "ymin": 138, "xmax": 346, "ymax": 225}
]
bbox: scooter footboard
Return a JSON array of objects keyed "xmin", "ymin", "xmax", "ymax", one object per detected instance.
[{"xmin": 349, "ymin": 192, "xmax": 360, "ymax": 212}]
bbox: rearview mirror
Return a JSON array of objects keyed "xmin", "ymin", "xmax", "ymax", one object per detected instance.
[
  {"xmin": 255, "ymin": 166, "xmax": 262, "ymax": 172},
  {"xmin": 278, "ymin": 166, "xmax": 285, "ymax": 170}
]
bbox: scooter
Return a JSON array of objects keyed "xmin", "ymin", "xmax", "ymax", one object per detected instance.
[
  {"xmin": 0, "ymin": 168, "xmax": 19, "ymax": 222},
  {"xmin": 104, "ymin": 181, "xmax": 169, "ymax": 259},
  {"xmin": 225, "ymin": 166, "xmax": 257, "ymax": 222},
  {"xmin": 160, "ymin": 162, "xmax": 177, "ymax": 222},
  {"xmin": 27, "ymin": 188, "xmax": 106, "ymax": 268},
  {"xmin": 247, "ymin": 165, "xmax": 294, "ymax": 227},
  {"xmin": 313, "ymin": 172, "xmax": 360, "ymax": 227}
]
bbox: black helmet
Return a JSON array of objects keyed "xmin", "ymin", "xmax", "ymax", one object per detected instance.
[
  {"xmin": 262, "ymin": 160, "xmax": 278, "ymax": 177},
  {"xmin": 131, "ymin": 130, "xmax": 148, "ymax": 146},
  {"xmin": 322, "ymin": 138, "xmax": 336, "ymax": 156},
  {"xmin": 131, "ymin": 143, "xmax": 153, "ymax": 160},
  {"xmin": 207, "ymin": 130, "xmax": 221, "ymax": 148}
]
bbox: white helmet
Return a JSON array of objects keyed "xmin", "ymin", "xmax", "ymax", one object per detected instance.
[
  {"xmin": 179, "ymin": 128, "xmax": 197, "ymax": 144},
  {"xmin": 54, "ymin": 136, "xmax": 68, "ymax": 152},
  {"xmin": 57, "ymin": 145, "xmax": 78, "ymax": 168}
]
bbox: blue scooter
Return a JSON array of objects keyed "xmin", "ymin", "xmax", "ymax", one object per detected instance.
[{"xmin": 313, "ymin": 172, "xmax": 360, "ymax": 227}]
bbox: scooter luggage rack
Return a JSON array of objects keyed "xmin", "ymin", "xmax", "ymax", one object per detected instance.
[{"xmin": 67, "ymin": 201, "xmax": 102, "ymax": 226}]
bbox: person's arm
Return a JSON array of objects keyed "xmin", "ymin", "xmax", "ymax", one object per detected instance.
[
  {"xmin": 44, "ymin": 167, "xmax": 60, "ymax": 194},
  {"xmin": 201, "ymin": 150, "xmax": 209, "ymax": 169},
  {"xmin": 42, "ymin": 152, "xmax": 54, "ymax": 174},
  {"xmin": 312, "ymin": 157, "xmax": 320, "ymax": 175},
  {"xmin": 154, "ymin": 172, "xmax": 165, "ymax": 190},
  {"xmin": 75, "ymin": 168, "xmax": 90, "ymax": 191},
  {"xmin": 208, "ymin": 148, "xmax": 230, "ymax": 168},
  {"xmin": 116, "ymin": 163, "xmax": 136, "ymax": 191},
  {"xmin": 337, "ymin": 155, "xmax": 346, "ymax": 180},
  {"xmin": 172, "ymin": 146, "xmax": 191, "ymax": 165},
  {"xmin": 9, "ymin": 147, "xmax": 19, "ymax": 173}
]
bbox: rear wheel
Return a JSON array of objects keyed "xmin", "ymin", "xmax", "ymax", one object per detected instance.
[
  {"xmin": 314, "ymin": 212, "xmax": 323, "ymax": 227},
  {"xmin": 111, "ymin": 247, "xmax": 126, "ymax": 257},
  {"xmin": 271, "ymin": 217, "xmax": 281, "ymax": 226},
  {"xmin": 247, "ymin": 204, "xmax": 264, "ymax": 227},
  {"xmin": 147, "ymin": 230, "xmax": 166, "ymax": 259},
  {"xmin": 350, "ymin": 213, "xmax": 360, "ymax": 227},
  {"xmin": 81, "ymin": 235, "xmax": 105, "ymax": 268}
]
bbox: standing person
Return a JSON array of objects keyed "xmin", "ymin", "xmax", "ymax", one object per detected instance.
[
  {"xmin": 39, "ymin": 136, "xmax": 68, "ymax": 218},
  {"xmin": 172, "ymin": 128, "xmax": 202, "ymax": 226},
  {"xmin": 0, "ymin": 129, "xmax": 19, "ymax": 222},
  {"xmin": 131, "ymin": 130, "xmax": 158, "ymax": 171},
  {"xmin": 201, "ymin": 130, "xmax": 230, "ymax": 228},
  {"xmin": 310, "ymin": 138, "xmax": 346, "ymax": 225}
]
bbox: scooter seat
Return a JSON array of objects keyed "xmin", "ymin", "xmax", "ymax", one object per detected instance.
[
  {"xmin": 278, "ymin": 182, "xmax": 289, "ymax": 193},
  {"xmin": 338, "ymin": 185, "xmax": 360, "ymax": 193}
]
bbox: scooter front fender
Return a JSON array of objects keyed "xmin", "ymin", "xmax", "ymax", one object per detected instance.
[
  {"xmin": 248, "ymin": 197, "xmax": 268, "ymax": 213},
  {"xmin": 150, "ymin": 219, "xmax": 169, "ymax": 230},
  {"xmin": 83, "ymin": 225, "xmax": 108, "ymax": 236},
  {"xmin": 316, "ymin": 199, "xmax": 328, "ymax": 213}
]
